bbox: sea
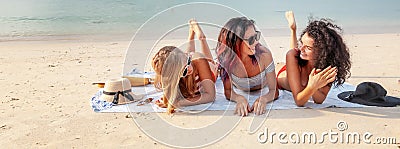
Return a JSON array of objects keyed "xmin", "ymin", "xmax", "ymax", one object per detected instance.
[{"xmin": 1, "ymin": 0, "xmax": 400, "ymax": 41}]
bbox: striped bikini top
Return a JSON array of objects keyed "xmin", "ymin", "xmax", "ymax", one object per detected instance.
[{"xmin": 230, "ymin": 61, "xmax": 275, "ymax": 89}]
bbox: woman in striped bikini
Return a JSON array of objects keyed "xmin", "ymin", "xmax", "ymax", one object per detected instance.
[{"xmin": 216, "ymin": 17, "xmax": 277, "ymax": 116}]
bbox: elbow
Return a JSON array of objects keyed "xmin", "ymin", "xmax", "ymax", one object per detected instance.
[
  {"xmin": 210, "ymin": 92, "xmax": 216, "ymax": 102},
  {"xmin": 313, "ymin": 98, "xmax": 326, "ymax": 104},
  {"xmin": 202, "ymin": 90, "xmax": 216, "ymax": 103},
  {"xmin": 211, "ymin": 97, "xmax": 216, "ymax": 102},
  {"xmin": 224, "ymin": 90, "xmax": 231, "ymax": 101},
  {"xmin": 314, "ymin": 101, "xmax": 324, "ymax": 104},
  {"xmin": 224, "ymin": 93, "xmax": 231, "ymax": 101},
  {"xmin": 294, "ymin": 99, "xmax": 306, "ymax": 107},
  {"xmin": 295, "ymin": 102, "xmax": 305, "ymax": 107}
]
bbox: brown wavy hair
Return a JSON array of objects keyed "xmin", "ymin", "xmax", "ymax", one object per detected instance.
[
  {"xmin": 216, "ymin": 17, "xmax": 265, "ymax": 81},
  {"xmin": 298, "ymin": 19, "xmax": 351, "ymax": 86}
]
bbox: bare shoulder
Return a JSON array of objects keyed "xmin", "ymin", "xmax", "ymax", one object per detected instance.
[
  {"xmin": 285, "ymin": 49, "xmax": 300, "ymax": 68},
  {"xmin": 192, "ymin": 52, "xmax": 210, "ymax": 68},
  {"xmin": 258, "ymin": 44, "xmax": 270, "ymax": 53},
  {"xmin": 257, "ymin": 45, "xmax": 274, "ymax": 66},
  {"xmin": 191, "ymin": 55, "xmax": 214, "ymax": 81},
  {"xmin": 286, "ymin": 49, "xmax": 298, "ymax": 58}
]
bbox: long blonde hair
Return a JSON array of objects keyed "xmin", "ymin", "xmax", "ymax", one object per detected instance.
[
  {"xmin": 152, "ymin": 46, "xmax": 175, "ymax": 89},
  {"xmin": 151, "ymin": 46, "xmax": 198, "ymax": 113}
]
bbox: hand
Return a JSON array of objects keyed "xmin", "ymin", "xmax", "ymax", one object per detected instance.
[
  {"xmin": 155, "ymin": 97, "xmax": 167, "ymax": 108},
  {"xmin": 285, "ymin": 11, "xmax": 297, "ymax": 31},
  {"xmin": 308, "ymin": 66, "xmax": 337, "ymax": 90},
  {"xmin": 167, "ymin": 104, "xmax": 175, "ymax": 115},
  {"xmin": 234, "ymin": 95, "xmax": 251, "ymax": 116},
  {"xmin": 251, "ymin": 97, "xmax": 271, "ymax": 115}
]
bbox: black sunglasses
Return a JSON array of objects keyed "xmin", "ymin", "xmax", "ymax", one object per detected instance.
[
  {"xmin": 181, "ymin": 54, "xmax": 192, "ymax": 77},
  {"xmin": 243, "ymin": 31, "xmax": 261, "ymax": 45}
]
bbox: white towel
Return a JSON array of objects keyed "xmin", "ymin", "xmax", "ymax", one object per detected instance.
[{"xmin": 90, "ymin": 78, "xmax": 367, "ymax": 113}]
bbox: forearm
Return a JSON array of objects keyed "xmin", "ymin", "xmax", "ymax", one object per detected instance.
[
  {"xmin": 294, "ymin": 85, "xmax": 317, "ymax": 106},
  {"xmin": 178, "ymin": 92, "xmax": 215, "ymax": 107},
  {"xmin": 179, "ymin": 79, "xmax": 216, "ymax": 106},
  {"xmin": 311, "ymin": 89, "xmax": 327, "ymax": 104},
  {"xmin": 224, "ymin": 89, "xmax": 243, "ymax": 103},
  {"xmin": 312, "ymin": 85, "xmax": 331, "ymax": 104},
  {"xmin": 259, "ymin": 88, "xmax": 276, "ymax": 103},
  {"xmin": 261, "ymin": 72, "xmax": 277, "ymax": 103},
  {"xmin": 289, "ymin": 29, "xmax": 297, "ymax": 49}
]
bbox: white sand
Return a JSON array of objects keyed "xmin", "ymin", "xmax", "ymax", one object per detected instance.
[{"xmin": 0, "ymin": 34, "xmax": 399, "ymax": 148}]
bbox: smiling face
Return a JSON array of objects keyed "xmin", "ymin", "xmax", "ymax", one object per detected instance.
[
  {"xmin": 299, "ymin": 32, "xmax": 315, "ymax": 61},
  {"xmin": 240, "ymin": 25, "xmax": 259, "ymax": 56}
]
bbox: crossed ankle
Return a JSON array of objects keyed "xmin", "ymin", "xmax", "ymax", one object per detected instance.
[{"xmin": 198, "ymin": 35, "xmax": 206, "ymax": 40}]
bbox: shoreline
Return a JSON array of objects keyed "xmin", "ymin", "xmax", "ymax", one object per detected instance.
[{"xmin": 1, "ymin": 27, "xmax": 399, "ymax": 43}]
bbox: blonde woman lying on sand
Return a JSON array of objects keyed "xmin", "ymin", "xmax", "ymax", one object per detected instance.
[
  {"xmin": 216, "ymin": 17, "xmax": 277, "ymax": 116},
  {"xmin": 151, "ymin": 19, "xmax": 218, "ymax": 114},
  {"xmin": 275, "ymin": 11, "xmax": 351, "ymax": 106}
]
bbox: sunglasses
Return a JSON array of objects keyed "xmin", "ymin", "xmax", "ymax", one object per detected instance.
[
  {"xmin": 181, "ymin": 54, "xmax": 192, "ymax": 77},
  {"xmin": 243, "ymin": 31, "xmax": 261, "ymax": 45}
]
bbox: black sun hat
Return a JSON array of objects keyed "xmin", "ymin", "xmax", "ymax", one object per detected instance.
[{"xmin": 338, "ymin": 82, "xmax": 400, "ymax": 107}]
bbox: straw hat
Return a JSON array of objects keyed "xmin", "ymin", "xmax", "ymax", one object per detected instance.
[{"xmin": 100, "ymin": 78, "xmax": 144, "ymax": 104}]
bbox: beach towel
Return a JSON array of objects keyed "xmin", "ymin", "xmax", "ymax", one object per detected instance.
[{"xmin": 90, "ymin": 78, "xmax": 368, "ymax": 113}]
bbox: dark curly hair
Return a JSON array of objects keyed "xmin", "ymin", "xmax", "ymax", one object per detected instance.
[{"xmin": 297, "ymin": 19, "xmax": 351, "ymax": 86}]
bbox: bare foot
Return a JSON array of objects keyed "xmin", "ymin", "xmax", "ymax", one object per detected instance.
[
  {"xmin": 189, "ymin": 19, "xmax": 206, "ymax": 39},
  {"xmin": 285, "ymin": 11, "xmax": 297, "ymax": 31}
]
